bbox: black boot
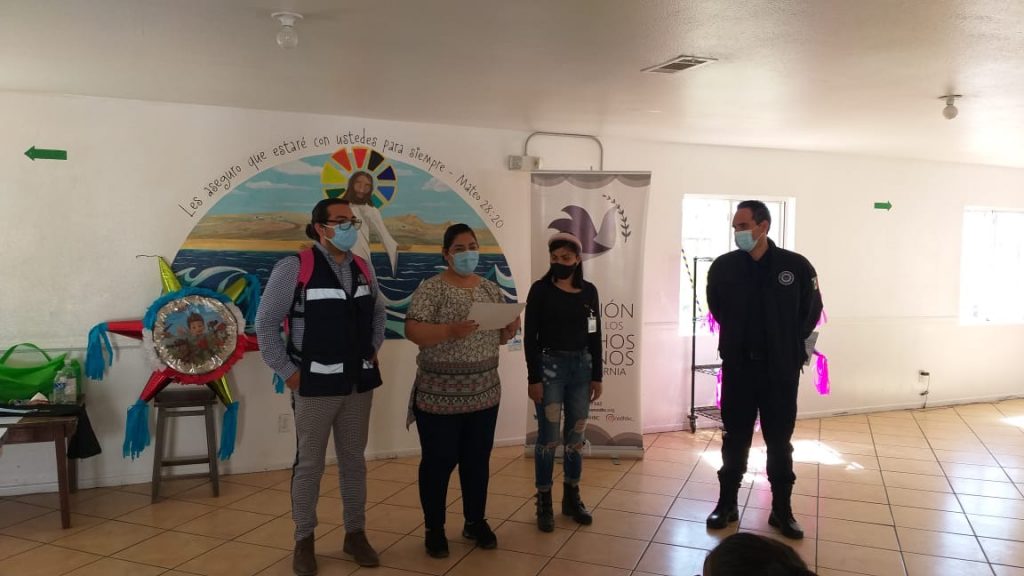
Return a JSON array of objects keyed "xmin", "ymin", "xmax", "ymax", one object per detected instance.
[
  {"xmin": 424, "ymin": 528, "xmax": 449, "ymax": 558},
  {"xmin": 562, "ymin": 483, "xmax": 593, "ymax": 525},
  {"xmin": 769, "ymin": 484, "xmax": 804, "ymax": 540},
  {"xmin": 536, "ymin": 490, "xmax": 555, "ymax": 532},
  {"xmin": 705, "ymin": 483, "xmax": 739, "ymax": 530}
]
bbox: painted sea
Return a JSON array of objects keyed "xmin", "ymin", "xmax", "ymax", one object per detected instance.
[{"xmin": 172, "ymin": 249, "xmax": 517, "ymax": 339}]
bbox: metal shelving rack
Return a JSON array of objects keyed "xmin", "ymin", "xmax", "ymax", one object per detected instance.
[{"xmin": 687, "ymin": 256, "xmax": 723, "ymax": 433}]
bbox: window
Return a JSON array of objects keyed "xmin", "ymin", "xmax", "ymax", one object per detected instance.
[
  {"xmin": 679, "ymin": 196, "xmax": 794, "ymax": 335},
  {"xmin": 960, "ymin": 208, "xmax": 1024, "ymax": 324}
]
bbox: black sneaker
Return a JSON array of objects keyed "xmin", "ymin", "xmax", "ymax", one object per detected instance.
[
  {"xmin": 462, "ymin": 519, "xmax": 498, "ymax": 549},
  {"xmin": 424, "ymin": 528, "xmax": 449, "ymax": 558}
]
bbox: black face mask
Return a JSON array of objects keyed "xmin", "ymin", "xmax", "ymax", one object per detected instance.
[{"xmin": 550, "ymin": 262, "xmax": 576, "ymax": 280}]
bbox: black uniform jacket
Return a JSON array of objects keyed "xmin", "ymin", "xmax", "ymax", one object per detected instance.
[{"xmin": 707, "ymin": 240, "xmax": 823, "ymax": 372}]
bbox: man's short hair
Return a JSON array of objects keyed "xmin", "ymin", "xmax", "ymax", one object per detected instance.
[{"xmin": 737, "ymin": 200, "xmax": 771, "ymax": 228}]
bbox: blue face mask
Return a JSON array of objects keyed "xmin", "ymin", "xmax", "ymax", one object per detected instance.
[
  {"xmin": 329, "ymin": 224, "xmax": 359, "ymax": 252},
  {"xmin": 452, "ymin": 250, "xmax": 480, "ymax": 276},
  {"xmin": 734, "ymin": 230, "xmax": 759, "ymax": 252}
]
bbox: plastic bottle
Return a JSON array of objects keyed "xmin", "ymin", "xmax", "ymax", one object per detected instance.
[
  {"xmin": 50, "ymin": 359, "xmax": 77, "ymax": 404},
  {"xmin": 62, "ymin": 359, "xmax": 77, "ymax": 403},
  {"xmin": 51, "ymin": 370, "xmax": 67, "ymax": 404}
]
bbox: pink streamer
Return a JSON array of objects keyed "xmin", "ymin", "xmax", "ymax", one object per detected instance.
[
  {"xmin": 816, "ymin": 308, "xmax": 828, "ymax": 328},
  {"xmin": 815, "ymin": 351, "xmax": 830, "ymax": 395},
  {"xmin": 706, "ymin": 312, "xmax": 719, "ymax": 334}
]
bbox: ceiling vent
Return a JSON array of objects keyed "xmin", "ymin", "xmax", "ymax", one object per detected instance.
[{"xmin": 642, "ymin": 55, "xmax": 716, "ymax": 74}]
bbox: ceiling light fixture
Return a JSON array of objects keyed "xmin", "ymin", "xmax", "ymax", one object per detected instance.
[
  {"xmin": 939, "ymin": 94, "xmax": 961, "ymax": 120},
  {"xmin": 272, "ymin": 11, "xmax": 303, "ymax": 49}
]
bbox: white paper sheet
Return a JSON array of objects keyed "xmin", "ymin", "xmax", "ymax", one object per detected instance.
[
  {"xmin": 466, "ymin": 302, "xmax": 526, "ymax": 331},
  {"xmin": 804, "ymin": 331, "xmax": 819, "ymax": 365}
]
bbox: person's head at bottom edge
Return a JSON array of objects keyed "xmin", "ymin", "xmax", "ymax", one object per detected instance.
[{"xmin": 703, "ymin": 532, "xmax": 815, "ymax": 576}]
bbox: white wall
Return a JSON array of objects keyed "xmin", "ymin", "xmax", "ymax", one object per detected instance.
[
  {"xmin": 3, "ymin": 91, "xmax": 1024, "ymax": 494},
  {"xmin": 598, "ymin": 141, "xmax": 1024, "ymax": 428}
]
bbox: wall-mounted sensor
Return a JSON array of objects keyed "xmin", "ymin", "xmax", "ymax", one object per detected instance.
[{"xmin": 507, "ymin": 155, "xmax": 541, "ymax": 171}]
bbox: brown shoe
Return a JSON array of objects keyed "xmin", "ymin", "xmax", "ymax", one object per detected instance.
[
  {"xmin": 293, "ymin": 535, "xmax": 317, "ymax": 576},
  {"xmin": 343, "ymin": 530, "xmax": 380, "ymax": 567}
]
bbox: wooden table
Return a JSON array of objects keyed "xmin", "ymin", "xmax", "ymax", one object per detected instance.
[{"xmin": 0, "ymin": 409, "xmax": 80, "ymax": 529}]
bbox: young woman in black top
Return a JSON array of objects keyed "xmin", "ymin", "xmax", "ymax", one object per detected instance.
[{"xmin": 523, "ymin": 232, "xmax": 603, "ymax": 532}]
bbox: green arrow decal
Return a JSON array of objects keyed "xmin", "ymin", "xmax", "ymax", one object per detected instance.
[
  {"xmin": 874, "ymin": 201, "xmax": 892, "ymax": 211},
  {"xmin": 25, "ymin": 146, "xmax": 68, "ymax": 161}
]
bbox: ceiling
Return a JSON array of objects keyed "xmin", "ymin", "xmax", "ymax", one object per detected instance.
[{"xmin": 4, "ymin": 0, "xmax": 1024, "ymax": 168}]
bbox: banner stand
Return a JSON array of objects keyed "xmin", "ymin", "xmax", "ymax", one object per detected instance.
[{"xmin": 526, "ymin": 171, "xmax": 650, "ymax": 460}]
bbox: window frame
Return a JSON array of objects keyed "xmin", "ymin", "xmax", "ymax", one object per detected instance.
[{"xmin": 679, "ymin": 194, "xmax": 797, "ymax": 336}]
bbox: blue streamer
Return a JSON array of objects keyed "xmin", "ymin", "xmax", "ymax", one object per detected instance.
[
  {"xmin": 237, "ymin": 274, "xmax": 262, "ymax": 330},
  {"xmin": 273, "ymin": 373, "xmax": 285, "ymax": 394},
  {"xmin": 123, "ymin": 399, "xmax": 151, "ymax": 460},
  {"xmin": 142, "ymin": 286, "xmax": 233, "ymax": 330},
  {"xmin": 218, "ymin": 401, "xmax": 239, "ymax": 460},
  {"xmin": 85, "ymin": 323, "xmax": 113, "ymax": 380}
]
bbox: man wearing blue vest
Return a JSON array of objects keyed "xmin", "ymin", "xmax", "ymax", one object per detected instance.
[{"xmin": 256, "ymin": 198, "xmax": 386, "ymax": 575}]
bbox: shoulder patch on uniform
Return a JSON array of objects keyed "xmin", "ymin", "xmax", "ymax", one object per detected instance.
[{"xmin": 778, "ymin": 271, "xmax": 795, "ymax": 286}]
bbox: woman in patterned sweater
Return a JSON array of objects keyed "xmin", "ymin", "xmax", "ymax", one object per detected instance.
[{"xmin": 405, "ymin": 223, "xmax": 519, "ymax": 559}]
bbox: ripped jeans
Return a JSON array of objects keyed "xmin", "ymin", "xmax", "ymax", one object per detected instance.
[{"xmin": 534, "ymin": 350, "xmax": 592, "ymax": 490}]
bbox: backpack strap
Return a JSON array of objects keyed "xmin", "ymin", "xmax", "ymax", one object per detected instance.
[
  {"xmin": 283, "ymin": 248, "xmax": 316, "ymax": 339},
  {"xmin": 297, "ymin": 248, "xmax": 315, "ymax": 287},
  {"xmin": 351, "ymin": 255, "xmax": 373, "ymax": 287}
]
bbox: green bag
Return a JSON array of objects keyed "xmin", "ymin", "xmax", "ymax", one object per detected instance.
[{"xmin": 0, "ymin": 343, "xmax": 67, "ymax": 403}]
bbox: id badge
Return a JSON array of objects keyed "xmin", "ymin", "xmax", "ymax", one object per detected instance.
[{"xmin": 587, "ymin": 315, "xmax": 597, "ymax": 334}]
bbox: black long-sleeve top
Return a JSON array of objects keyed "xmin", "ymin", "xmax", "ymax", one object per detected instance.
[{"xmin": 524, "ymin": 278, "xmax": 603, "ymax": 383}]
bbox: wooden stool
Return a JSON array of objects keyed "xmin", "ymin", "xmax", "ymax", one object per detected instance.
[{"xmin": 151, "ymin": 387, "xmax": 220, "ymax": 503}]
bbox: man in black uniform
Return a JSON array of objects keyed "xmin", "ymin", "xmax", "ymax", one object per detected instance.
[{"xmin": 705, "ymin": 200, "xmax": 822, "ymax": 540}]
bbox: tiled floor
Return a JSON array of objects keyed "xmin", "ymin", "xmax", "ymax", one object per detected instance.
[{"xmin": 6, "ymin": 401, "xmax": 1024, "ymax": 575}]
